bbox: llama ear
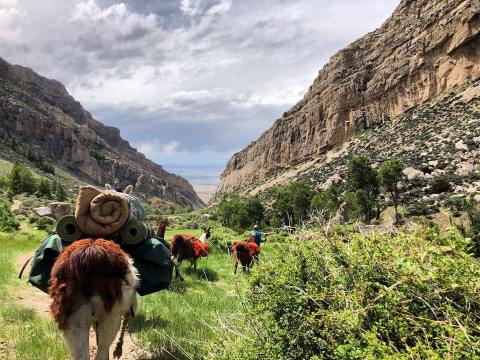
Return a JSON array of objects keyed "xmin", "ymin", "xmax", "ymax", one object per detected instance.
[
  {"xmin": 105, "ymin": 184, "xmax": 112, "ymax": 190},
  {"xmin": 124, "ymin": 185, "xmax": 133, "ymax": 194}
]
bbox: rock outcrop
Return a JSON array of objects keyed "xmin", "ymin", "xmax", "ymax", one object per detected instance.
[
  {"xmin": 0, "ymin": 57, "xmax": 204, "ymax": 208},
  {"xmin": 216, "ymin": 0, "xmax": 480, "ymax": 198}
]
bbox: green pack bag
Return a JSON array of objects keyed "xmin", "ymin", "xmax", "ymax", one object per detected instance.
[
  {"xmin": 28, "ymin": 234, "xmax": 174, "ymax": 296},
  {"xmin": 28, "ymin": 234, "xmax": 64, "ymax": 293},
  {"xmin": 123, "ymin": 237, "xmax": 174, "ymax": 296}
]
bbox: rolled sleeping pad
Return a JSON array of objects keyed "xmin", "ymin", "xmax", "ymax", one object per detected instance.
[
  {"xmin": 120, "ymin": 219, "xmax": 152, "ymax": 245},
  {"xmin": 56, "ymin": 215, "xmax": 83, "ymax": 242}
]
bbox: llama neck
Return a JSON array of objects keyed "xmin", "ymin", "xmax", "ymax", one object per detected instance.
[{"xmin": 198, "ymin": 233, "xmax": 207, "ymax": 243}]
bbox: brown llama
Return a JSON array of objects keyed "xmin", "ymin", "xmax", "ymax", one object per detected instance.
[
  {"xmin": 170, "ymin": 228, "xmax": 211, "ymax": 269},
  {"xmin": 230, "ymin": 237, "xmax": 260, "ymax": 274},
  {"xmin": 49, "ymin": 239, "xmax": 139, "ymax": 360}
]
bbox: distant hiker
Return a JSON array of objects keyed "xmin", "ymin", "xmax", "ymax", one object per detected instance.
[{"xmin": 251, "ymin": 225, "xmax": 266, "ymax": 247}]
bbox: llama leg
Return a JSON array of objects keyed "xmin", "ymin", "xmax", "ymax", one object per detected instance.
[
  {"xmin": 94, "ymin": 309, "xmax": 123, "ymax": 360},
  {"xmin": 233, "ymin": 255, "xmax": 238, "ymax": 274},
  {"xmin": 62, "ymin": 302, "xmax": 92, "ymax": 360},
  {"xmin": 114, "ymin": 295, "xmax": 139, "ymax": 359},
  {"xmin": 113, "ymin": 315, "xmax": 128, "ymax": 359}
]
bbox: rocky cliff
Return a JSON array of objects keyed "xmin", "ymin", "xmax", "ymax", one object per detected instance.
[
  {"xmin": 216, "ymin": 0, "xmax": 480, "ymax": 197},
  {"xmin": 0, "ymin": 57, "xmax": 204, "ymax": 208}
]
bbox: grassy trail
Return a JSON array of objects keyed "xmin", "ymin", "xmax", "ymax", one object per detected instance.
[
  {"xmin": 0, "ymin": 229, "xmax": 68, "ymax": 359},
  {"xmin": 0, "ymin": 226, "xmax": 257, "ymax": 360}
]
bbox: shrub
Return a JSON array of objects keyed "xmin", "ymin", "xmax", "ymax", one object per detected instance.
[
  {"xmin": 36, "ymin": 178, "xmax": 51, "ymax": 198},
  {"xmin": 0, "ymin": 175, "xmax": 8, "ymax": 190},
  {"xmin": 210, "ymin": 230, "xmax": 480, "ymax": 359},
  {"xmin": 218, "ymin": 195, "xmax": 265, "ymax": 232},
  {"xmin": 34, "ymin": 216, "xmax": 55, "ymax": 232},
  {"xmin": 51, "ymin": 181, "xmax": 67, "ymax": 201},
  {"xmin": 0, "ymin": 203, "xmax": 18, "ymax": 231},
  {"xmin": 310, "ymin": 185, "xmax": 342, "ymax": 219},
  {"xmin": 270, "ymin": 181, "xmax": 313, "ymax": 226},
  {"xmin": 346, "ymin": 156, "xmax": 379, "ymax": 223},
  {"xmin": 429, "ymin": 176, "xmax": 452, "ymax": 194},
  {"xmin": 8, "ymin": 163, "xmax": 36, "ymax": 195},
  {"xmin": 378, "ymin": 157, "xmax": 404, "ymax": 222},
  {"xmin": 463, "ymin": 199, "xmax": 480, "ymax": 257}
]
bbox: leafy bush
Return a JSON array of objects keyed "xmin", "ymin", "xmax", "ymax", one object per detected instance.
[
  {"xmin": 210, "ymin": 230, "xmax": 480, "ymax": 359},
  {"xmin": 429, "ymin": 176, "xmax": 452, "ymax": 194},
  {"xmin": 218, "ymin": 195, "xmax": 264, "ymax": 231},
  {"xmin": 310, "ymin": 185, "xmax": 342, "ymax": 219},
  {"xmin": 34, "ymin": 217, "xmax": 55, "ymax": 232},
  {"xmin": 462, "ymin": 199, "xmax": 480, "ymax": 256},
  {"xmin": 36, "ymin": 178, "xmax": 51, "ymax": 198},
  {"xmin": 378, "ymin": 157, "xmax": 404, "ymax": 222},
  {"xmin": 0, "ymin": 175, "xmax": 8, "ymax": 190},
  {"xmin": 51, "ymin": 181, "xmax": 67, "ymax": 201},
  {"xmin": 269, "ymin": 180, "xmax": 313, "ymax": 226},
  {"xmin": 8, "ymin": 163, "xmax": 36, "ymax": 195},
  {"xmin": 0, "ymin": 203, "xmax": 18, "ymax": 231},
  {"xmin": 346, "ymin": 156, "xmax": 379, "ymax": 223}
]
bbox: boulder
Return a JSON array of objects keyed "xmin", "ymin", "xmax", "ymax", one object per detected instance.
[
  {"xmin": 403, "ymin": 167, "xmax": 425, "ymax": 180},
  {"xmin": 455, "ymin": 140, "xmax": 468, "ymax": 151},
  {"xmin": 455, "ymin": 162, "xmax": 476, "ymax": 177},
  {"xmin": 321, "ymin": 174, "xmax": 343, "ymax": 190},
  {"xmin": 48, "ymin": 202, "xmax": 72, "ymax": 220},
  {"xmin": 34, "ymin": 206, "xmax": 53, "ymax": 217}
]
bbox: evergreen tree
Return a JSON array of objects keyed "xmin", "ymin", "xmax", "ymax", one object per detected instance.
[
  {"xmin": 8, "ymin": 163, "xmax": 36, "ymax": 195},
  {"xmin": 53, "ymin": 181, "xmax": 67, "ymax": 201},
  {"xmin": 346, "ymin": 156, "xmax": 379, "ymax": 223},
  {"xmin": 378, "ymin": 157, "xmax": 404, "ymax": 223},
  {"xmin": 36, "ymin": 178, "xmax": 52, "ymax": 198}
]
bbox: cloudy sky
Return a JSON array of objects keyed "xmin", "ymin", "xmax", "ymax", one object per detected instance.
[{"xmin": 0, "ymin": 0, "xmax": 399, "ymax": 173}]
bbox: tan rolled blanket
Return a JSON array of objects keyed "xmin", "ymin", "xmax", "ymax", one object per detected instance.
[{"xmin": 75, "ymin": 186, "xmax": 130, "ymax": 236}]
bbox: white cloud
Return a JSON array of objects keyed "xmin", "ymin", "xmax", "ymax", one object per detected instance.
[
  {"xmin": 0, "ymin": 0, "xmax": 26, "ymax": 41},
  {"xmin": 162, "ymin": 141, "xmax": 179, "ymax": 154},
  {"xmin": 180, "ymin": 0, "xmax": 200, "ymax": 16},
  {"xmin": 206, "ymin": 0, "xmax": 231, "ymax": 15},
  {"xmin": 0, "ymin": 0, "xmax": 400, "ymax": 169}
]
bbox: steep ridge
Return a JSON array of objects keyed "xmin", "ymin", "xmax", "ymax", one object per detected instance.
[
  {"xmin": 0, "ymin": 57, "xmax": 204, "ymax": 208},
  {"xmin": 216, "ymin": 0, "xmax": 480, "ymax": 198}
]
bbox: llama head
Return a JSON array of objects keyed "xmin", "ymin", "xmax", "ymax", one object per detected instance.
[{"xmin": 203, "ymin": 227, "xmax": 211, "ymax": 239}]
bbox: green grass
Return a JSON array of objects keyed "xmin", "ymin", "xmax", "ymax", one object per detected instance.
[
  {"xmin": 130, "ymin": 228, "xmax": 255, "ymax": 359},
  {"xmin": 0, "ymin": 227, "xmax": 69, "ymax": 360},
  {"xmin": 0, "ymin": 160, "xmax": 12, "ymax": 176},
  {"xmin": 0, "ymin": 225, "xmax": 269, "ymax": 360}
]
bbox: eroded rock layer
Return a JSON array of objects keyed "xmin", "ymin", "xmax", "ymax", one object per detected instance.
[
  {"xmin": 0, "ymin": 57, "xmax": 204, "ymax": 208},
  {"xmin": 216, "ymin": 0, "xmax": 480, "ymax": 197}
]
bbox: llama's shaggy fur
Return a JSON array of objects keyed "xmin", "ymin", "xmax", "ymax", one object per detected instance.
[
  {"xmin": 49, "ymin": 239, "xmax": 139, "ymax": 360},
  {"xmin": 230, "ymin": 238, "xmax": 260, "ymax": 274},
  {"xmin": 170, "ymin": 229, "xmax": 210, "ymax": 269}
]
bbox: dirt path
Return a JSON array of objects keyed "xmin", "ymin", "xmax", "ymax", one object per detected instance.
[{"xmin": 14, "ymin": 253, "xmax": 144, "ymax": 360}]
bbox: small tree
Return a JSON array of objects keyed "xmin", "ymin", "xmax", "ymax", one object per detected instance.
[
  {"xmin": 245, "ymin": 196, "xmax": 265, "ymax": 226},
  {"xmin": 36, "ymin": 178, "xmax": 52, "ymax": 198},
  {"xmin": 378, "ymin": 157, "xmax": 404, "ymax": 223},
  {"xmin": 346, "ymin": 156, "xmax": 379, "ymax": 223},
  {"xmin": 218, "ymin": 195, "xmax": 253, "ymax": 232},
  {"xmin": 310, "ymin": 185, "xmax": 342, "ymax": 219},
  {"xmin": 53, "ymin": 181, "xmax": 67, "ymax": 201},
  {"xmin": 271, "ymin": 181, "xmax": 313, "ymax": 226},
  {"xmin": 8, "ymin": 163, "xmax": 36, "ymax": 195},
  {"xmin": 0, "ymin": 203, "xmax": 18, "ymax": 231}
]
